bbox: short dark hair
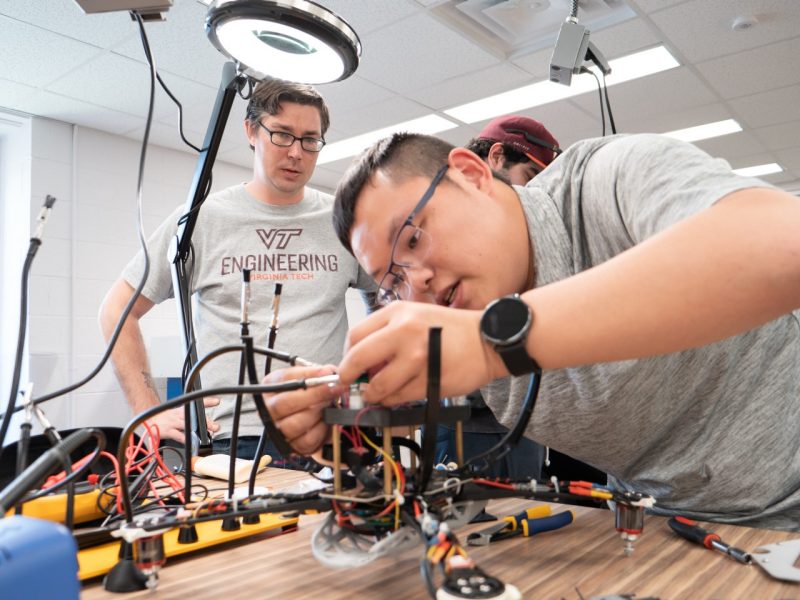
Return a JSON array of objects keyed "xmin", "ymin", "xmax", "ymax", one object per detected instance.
[
  {"xmin": 333, "ymin": 132, "xmax": 453, "ymax": 253},
  {"xmin": 245, "ymin": 78, "xmax": 330, "ymax": 147},
  {"xmin": 465, "ymin": 137, "xmax": 529, "ymax": 166}
]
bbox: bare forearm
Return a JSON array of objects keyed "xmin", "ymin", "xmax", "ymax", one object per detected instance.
[
  {"xmin": 525, "ymin": 187, "xmax": 800, "ymax": 369},
  {"xmin": 98, "ymin": 280, "xmax": 160, "ymax": 414}
]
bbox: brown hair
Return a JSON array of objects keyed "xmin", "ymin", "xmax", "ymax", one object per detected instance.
[
  {"xmin": 245, "ymin": 78, "xmax": 330, "ymax": 149},
  {"xmin": 332, "ymin": 132, "xmax": 454, "ymax": 253}
]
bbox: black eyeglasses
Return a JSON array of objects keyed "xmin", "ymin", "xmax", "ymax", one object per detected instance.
[
  {"xmin": 377, "ymin": 165, "xmax": 448, "ymax": 305},
  {"xmin": 257, "ymin": 121, "xmax": 326, "ymax": 152}
]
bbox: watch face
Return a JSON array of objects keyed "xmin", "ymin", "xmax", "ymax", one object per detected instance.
[{"xmin": 482, "ymin": 296, "xmax": 530, "ymax": 343}]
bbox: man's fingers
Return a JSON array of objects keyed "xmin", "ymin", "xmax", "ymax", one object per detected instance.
[
  {"xmin": 263, "ymin": 364, "xmax": 337, "ymax": 385},
  {"xmin": 275, "ymin": 407, "xmax": 324, "ymax": 446},
  {"xmin": 344, "ymin": 304, "xmax": 393, "ymax": 352},
  {"xmin": 284, "ymin": 421, "xmax": 329, "ymax": 455},
  {"xmin": 206, "ymin": 418, "xmax": 220, "ymax": 433},
  {"xmin": 267, "ymin": 386, "xmax": 335, "ymax": 421},
  {"xmin": 203, "ymin": 396, "xmax": 221, "ymax": 408}
]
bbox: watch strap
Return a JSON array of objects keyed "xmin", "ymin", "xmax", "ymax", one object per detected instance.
[{"xmin": 496, "ymin": 339, "xmax": 541, "ymax": 376}]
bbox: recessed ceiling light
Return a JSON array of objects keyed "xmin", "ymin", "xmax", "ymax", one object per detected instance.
[
  {"xmin": 444, "ymin": 45, "xmax": 679, "ymax": 124},
  {"xmin": 732, "ymin": 163, "xmax": 782, "ymax": 177},
  {"xmin": 662, "ymin": 119, "xmax": 742, "ymax": 143},
  {"xmin": 317, "ymin": 115, "xmax": 459, "ymax": 165}
]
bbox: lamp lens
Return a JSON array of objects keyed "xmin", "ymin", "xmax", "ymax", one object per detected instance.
[{"xmin": 254, "ymin": 31, "xmax": 317, "ymax": 56}]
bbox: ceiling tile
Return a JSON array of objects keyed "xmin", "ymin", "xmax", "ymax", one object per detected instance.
[
  {"xmin": 695, "ymin": 35, "xmax": 800, "ymax": 99},
  {"xmin": 729, "ymin": 84, "xmax": 800, "ymax": 129},
  {"xmin": 318, "ymin": 76, "xmax": 396, "ymax": 115},
  {"xmin": 616, "ymin": 102, "xmax": 732, "ymax": 135},
  {"xmin": 648, "ymin": 0, "xmax": 800, "ymax": 63},
  {"xmin": 317, "ymin": 0, "xmax": 420, "ymax": 36},
  {"xmin": 111, "ymin": 1, "xmax": 229, "ymax": 85},
  {"xmin": 580, "ymin": 14, "xmax": 662, "ymax": 60},
  {"xmin": 630, "ymin": 0, "xmax": 692, "ymax": 14},
  {"xmin": 0, "ymin": 77, "xmax": 37, "ymax": 112},
  {"xmin": 46, "ymin": 53, "xmax": 216, "ymax": 121},
  {"xmin": 0, "ymin": 0, "xmax": 135, "ymax": 48},
  {"xmin": 775, "ymin": 146, "xmax": 800, "ymax": 172},
  {"xmin": 753, "ymin": 119, "xmax": 800, "ymax": 152},
  {"xmin": 570, "ymin": 67, "xmax": 718, "ymax": 129},
  {"xmin": 693, "ymin": 130, "xmax": 766, "ymax": 161},
  {"xmin": 356, "ymin": 12, "xmax": 501, "ymax": 93},
  {"xmin": 410, "ymin": 62, "xmax": 533, "ymax": 111},
  {"xmin": 0, "ymin": 15, "xmax": 104, "ymax": 87},
  {"xmin": 330, "ymin": 96, "xmax": 441, "ymax": 139},
  {"xmin": 22, "ymin": 91, "xmax": 143, "ymax": 134}
]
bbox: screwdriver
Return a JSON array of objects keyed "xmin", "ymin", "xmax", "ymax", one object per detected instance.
[{"xmin": 667, "ymin": 516, "xmax": 751, "ymax": 564}]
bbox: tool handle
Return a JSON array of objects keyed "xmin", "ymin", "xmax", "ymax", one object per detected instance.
[
  {"xmin": 521, "ymin": 510, "xmax": 574, "ymax": 536},
  {"xmin": 504, "ymin": 505, "xmax": 551, "ymax": 531},
  {"xmin": 668, "ymin": 516, "xmax": 720, "ymax": 549}
]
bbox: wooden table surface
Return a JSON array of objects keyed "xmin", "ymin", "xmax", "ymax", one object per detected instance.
[{"xmin": 82, "ymin": 468, "xmax": 800, "ymax": 599}]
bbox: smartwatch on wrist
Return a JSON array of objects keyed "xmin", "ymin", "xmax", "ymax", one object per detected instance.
[{"xmin": 479, "ymin": 294, "xmax": 541, "ymax": 376}]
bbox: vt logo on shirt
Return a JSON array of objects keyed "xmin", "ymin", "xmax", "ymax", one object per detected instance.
[{"xmin": 256, "ymin": 228, "xmax": 302, "ymax": 250}]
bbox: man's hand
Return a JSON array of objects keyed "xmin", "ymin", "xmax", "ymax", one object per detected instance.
[
  {"xmin": 147, "ymin": 397, "xmax": 220, "ymax": 444},
  {"xmin": 264, "ymin": 365, "xmax": 340, "ymax": 455},
  {"xmin": 338, "ymin": 302, "xmax": 504, "ymax": 406}
]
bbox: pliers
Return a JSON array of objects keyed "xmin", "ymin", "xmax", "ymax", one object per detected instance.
[{"xmin": 466, "ymin": 505, "xmax": 574, "ymax": 546}]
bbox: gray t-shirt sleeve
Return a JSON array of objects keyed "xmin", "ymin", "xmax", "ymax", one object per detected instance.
[
  {"xmin": 121, "ymin": 204, "xmax": 185, "ymax": 305},
  {"xmin": 579, "ymin": 134, "xmax": 775, "ymax": 243}
]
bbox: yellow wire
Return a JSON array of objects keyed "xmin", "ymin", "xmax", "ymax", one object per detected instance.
[{"xmin": 358, "ymin": 430, "xmax": 403, "ymax": 529}]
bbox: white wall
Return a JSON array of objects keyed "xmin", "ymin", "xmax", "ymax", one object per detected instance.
[
  {"xmin": 0, "ymin": 111, "xmax": 32, "ymax": 440},
  {"xmin": 26, "ymin": 119, "xmax": 251, "ymax": 433}
]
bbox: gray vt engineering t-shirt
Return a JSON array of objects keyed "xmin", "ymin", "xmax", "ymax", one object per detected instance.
[
  {"xmin": 482, "ymin": 133, "xmax": 800, "ymax": 529},
  {"xmin": 123, "ymin": 184, "xmax": 374, "ymax": 438}
]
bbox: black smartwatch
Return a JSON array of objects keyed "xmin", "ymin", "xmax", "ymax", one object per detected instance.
[{"xmin": 479, "ymin": 294, "xmax": 541, "ymax": 376}]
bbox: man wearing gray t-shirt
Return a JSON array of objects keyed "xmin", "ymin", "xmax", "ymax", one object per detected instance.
[
  {"xmin": 265, "ymin": 131, "xmax": 800, "ymax": 529},
  {"xmin": 99, "ymin": 79, "xmax": 373, "ymax": 461}
]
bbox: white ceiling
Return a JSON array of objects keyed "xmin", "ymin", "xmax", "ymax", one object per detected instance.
[{"xmin": 1, "ymin": 0, "xmax": 799, "ymax": 194}]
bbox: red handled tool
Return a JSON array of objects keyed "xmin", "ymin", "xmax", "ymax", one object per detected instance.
[{"xmin": 667, "ymin": 516, "xmax": 751, "ymax": 564}]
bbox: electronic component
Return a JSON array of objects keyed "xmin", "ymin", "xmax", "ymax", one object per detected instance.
[{"xmin": 549, "ymin": 19, "xmax": 590, "ymax": 86}]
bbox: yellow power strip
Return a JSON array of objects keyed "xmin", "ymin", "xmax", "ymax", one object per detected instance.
[
  {"xmin": 78, "ymin": 512, "xmax": 299, "ymax": 580},
  {"xmin": 6, "ymin": 488, "xmax": 106, "ymax": 524}
]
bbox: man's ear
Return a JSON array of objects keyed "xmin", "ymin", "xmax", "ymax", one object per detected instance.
[
  {"xmin": 244, "ymin": 120, "xmax": 257, "ymax": 150},
  {"xmin": 486, "ymin": 143, "xmax": 506, "ymax": 172},
  {"xmin": 448, "ymin": 146, "xmax": 494, "ymax": 191}
]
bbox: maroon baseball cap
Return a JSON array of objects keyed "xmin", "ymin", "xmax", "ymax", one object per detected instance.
[{"xmin": 477, "ymin": 115, "xmax": 561, "ymax": 172}]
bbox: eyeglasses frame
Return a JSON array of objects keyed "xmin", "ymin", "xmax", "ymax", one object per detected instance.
[
  {"xmin": 377, "ymin": 165, "xmax": 449, "ymax": 303},
  {"xmin": 257, "ymin": 120, "xmax": 326, "ymax": 152}
]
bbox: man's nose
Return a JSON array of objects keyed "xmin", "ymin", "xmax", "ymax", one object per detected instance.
[
  {"xmin": 405, "ymin": 265, "xmax": 434, "ymax": 300},
  {"xmin": 287, "ymin": 138, "xmax": 304, "ymax": 158}
]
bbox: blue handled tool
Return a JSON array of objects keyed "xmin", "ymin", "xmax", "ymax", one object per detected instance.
[{"xmin": 467, "ymin": 505, "xmax": 574, "ymax": 545}]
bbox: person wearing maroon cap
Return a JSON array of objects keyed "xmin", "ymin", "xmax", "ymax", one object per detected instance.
[{"xmin": 466, "ymin": 115, "xmax": 561, "ymax": 186}]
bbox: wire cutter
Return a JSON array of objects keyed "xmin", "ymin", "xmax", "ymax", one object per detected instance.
[{"xmin": 466, "ymin": 505, "xmax": 574, "ymax": 546}]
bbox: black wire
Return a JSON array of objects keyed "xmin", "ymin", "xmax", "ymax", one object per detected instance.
[
  {"xmin": 0, "ymin": 10, "xmax": 157, "ymax": 418},
  {"xmin": 0, "ymin": 240, "xmax": 40, "ymax": 461},
  {"xmin": 14, "ymin": 439, "xmax": 105, "ymax": 504},
  {"xmin": 238, "ymin": 77, "xmax": 254, "ymax": 100},
  {"xmin": 602, "ymin": 72, "xmax": 617, "ymax": 134},
  {"xmin": 155, "ymin": 72, "xmax": 206, "ymax": 153},
  {"xmin": 116, "ymin": 379, "xmax": 331, "ymax": 521},
  {"xmin": 176, "ymin": 172, "xmax": 213, "ymax": 227},
  {"xmin": 586, "ymin": 68, "xmax": 606, "ymax": 136},
  {"xmin": 570, "ymin": 0, "xmax": 579, "ymax": 19}
]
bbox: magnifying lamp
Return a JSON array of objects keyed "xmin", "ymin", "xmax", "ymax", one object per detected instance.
[
  {"xmin": 170, "ymin": 0, "xmax": 361, "ymax": 453},
  {"xmin": 206, "ymin": 0, "xmax": 361, "ymax": 84}
]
